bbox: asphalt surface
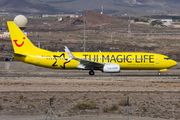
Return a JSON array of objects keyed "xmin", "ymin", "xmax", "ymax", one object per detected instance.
[
  {"xmin": 0, "ymin": 74, "xmax": 180, "ymax": 77},
  {"xmin": 0, "ymin": 91, "xmax": 179, "ymax": 93},
  {"xmin": 1, "ymin": 115, "xmax": 167, "ymax": 120}
]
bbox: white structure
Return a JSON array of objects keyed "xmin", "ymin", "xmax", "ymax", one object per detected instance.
[
  {"xmin": 158, "ymin": 19, "xmax": 173, "ymax": 26},
  {"xmin": 14, "ymin": 15, "xmax": 28, "ymax": 29},
  {"xmin": 0, "ymin": 32, "xmax": 10, "ymax": 38},
  {"xmin": 0, "ymin": 10, "xmax": 9, "ymax": 16},
  {"xmin": 0, "ymin": 15, "xmax": 28, "ymax": 38},
  {"xmin": 101, "ymin": 6, "xmax": 103, "ymax": 14}
]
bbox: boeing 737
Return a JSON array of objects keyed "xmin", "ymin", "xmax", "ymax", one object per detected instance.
[{"xmin": 7, "ymin": 21, "xmax": 177, "ymax": 75}]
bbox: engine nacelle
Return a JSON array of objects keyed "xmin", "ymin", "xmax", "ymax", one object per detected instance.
[{"xmin": 103, "ymin": 63, "xmax": 120, "ymax": 73}]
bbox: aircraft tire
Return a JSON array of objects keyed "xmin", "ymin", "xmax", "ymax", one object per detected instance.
[
  {"xmin": 158, "ymin": 72, "xmax": 161, "ymax": 76},
  {"xmin": 89, "ymin": 70, "xmax": 95, "ymax": 75}
]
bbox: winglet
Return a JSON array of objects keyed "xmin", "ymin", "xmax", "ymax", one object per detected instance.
[{"xmin": 64, "ymin": 46, "xmax": 74, "ymax": 60}]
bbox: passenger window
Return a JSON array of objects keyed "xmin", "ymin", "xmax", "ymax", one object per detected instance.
[{"xmin": 164, "ymin": 58, "xmax": 171, "ymax": 60}]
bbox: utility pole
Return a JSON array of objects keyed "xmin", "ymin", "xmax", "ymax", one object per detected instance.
[{"xmin": 128, "ymin": 13, "xmax": 131, "ymax": 38}]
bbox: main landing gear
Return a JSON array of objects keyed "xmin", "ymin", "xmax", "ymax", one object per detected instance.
[{"xmin": 89, "ymin": 70, "xmax": 95, "ymax": 75}]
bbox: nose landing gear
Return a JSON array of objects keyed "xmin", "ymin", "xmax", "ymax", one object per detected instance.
[
  {"xmin": 89, "ymin": 70, "xmax": 95, "ymax": 75},
  {"xmin": 158, "ymin": 72, "xmax": 161, "ymax": 76}
]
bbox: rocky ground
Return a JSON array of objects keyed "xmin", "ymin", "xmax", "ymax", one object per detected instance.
[{"xmin": 0, "ymin": 13, "xmax": 180, "ymax": 120}]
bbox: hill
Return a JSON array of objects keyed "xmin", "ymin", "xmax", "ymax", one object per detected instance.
[
  {"xmin": 0, "ymin": 0, "xmax": 179, "ymax": 15},
  {"xmin": 0, "ymin": 0, "xmax": 57, "ymax": 14}
]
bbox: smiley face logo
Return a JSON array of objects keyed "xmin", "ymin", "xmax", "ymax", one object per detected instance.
[{"xmin": 13, "ymin": 37, "xmax": 25, "ymax": 47}]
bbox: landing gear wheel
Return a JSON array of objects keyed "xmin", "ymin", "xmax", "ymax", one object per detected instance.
[
  {"xmin": 89, "ymin": 70, "xmax": 95, "ymax": 76},
  {"xmin": 158, "ymin": 72, "xmax": 161, "ymax": 76}
]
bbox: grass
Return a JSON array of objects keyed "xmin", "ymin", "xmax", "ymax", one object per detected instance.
[
  {"xmin": 118, "ymin": 98, "xmax": 130, "ymax": 106},
  {"xmin": 110, "ymin": 104, "xmax": 118, "ymax": 111},
  {"xmin": 27, "ymin": 103, "xmax": 35, "ymax": 108},
  {"xmin": 15, "ymin": 99, "xmax": 20, "ymax": 104},
  {"xmin": 72, "ymin": 99, "xmax": 97, "ymax": 110},
  {"xmin": 141, "ymin": 106, "xmax": 148, "ymax": 113},
  {"xmin": 102, "ymin": 105, "xmax": 109, "ymax": 113},
  {"xmin": 57, "ymin": 113, "xmax": 61, "ymax": 117},
  {"xmin": 102, "ymin": 104, "xmax": 119, "ymax": 113},
  {"xmin": 45, "ymin": 109, "xmax": 48, "ymax": 114}
]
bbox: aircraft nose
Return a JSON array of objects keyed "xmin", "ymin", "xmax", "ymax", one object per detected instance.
[{"xmin": 171, "ymin": 60, "xmax": 178, "ymax": 67}]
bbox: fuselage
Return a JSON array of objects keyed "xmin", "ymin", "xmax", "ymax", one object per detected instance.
[{"xmin": 13, "ymin": 52, "xmax": 177, "ymax": 71}]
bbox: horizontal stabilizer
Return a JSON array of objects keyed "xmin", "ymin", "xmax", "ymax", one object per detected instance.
[
  {"xmin": 13, "ymin": 53, "xmax": 26, "ymax": 57},
  {"xmin": 0, "ymin": 55, "xmax": 13, "ymax": 58},
  {"xmin": 2, "ymin": 50, "xmax": 26, "ymax": 57}
]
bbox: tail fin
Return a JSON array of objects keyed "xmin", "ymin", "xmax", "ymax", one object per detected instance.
[{"xmin": 7, "ymin": 21, "xmax": 47, "ymax": 55}]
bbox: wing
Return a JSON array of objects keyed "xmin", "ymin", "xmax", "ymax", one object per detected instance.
[{"xmin": 64, "ymin": 46, "xmax": 104, "ymax": 69}]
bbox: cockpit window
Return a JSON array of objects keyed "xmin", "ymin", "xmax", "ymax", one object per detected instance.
[{"xmin": 164, "ymin": 58, "xmax": 171, "ymax": 60}]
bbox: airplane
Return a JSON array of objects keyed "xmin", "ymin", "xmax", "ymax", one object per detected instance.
[{"xmin": 7, "ymin": 21, "xmax": 177, "ymax": 75}]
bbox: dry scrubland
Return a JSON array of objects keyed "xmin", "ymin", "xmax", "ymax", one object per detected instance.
[
  {"xmin": 0, "ymin": 68, "xmax": 180, "ymax": 120},
  {"xmin": 0, "ymin": 12, "xmax": 180, "ymax": 119}
]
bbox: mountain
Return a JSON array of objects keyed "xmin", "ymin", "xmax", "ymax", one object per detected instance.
[
  {"xmin": 0, "ymin": 0, "xmax": 57, "ymax": 14},
  {"xmin": 0, "ymin": 0, "xmax": 179, "ymax": 15}
]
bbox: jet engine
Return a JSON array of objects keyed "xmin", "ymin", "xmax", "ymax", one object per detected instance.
[{"xmin": 102, "ymin": 63, "xmax": 120, "ymax": 73}]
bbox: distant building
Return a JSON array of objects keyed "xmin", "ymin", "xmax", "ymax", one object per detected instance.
[
  {"xmin": 0, "ymin": 32, "xmax": 27, "ymax": 38},
  {"xmin": 0, "ymin": 32, "xmax": 10, "ymax": 38},
  {"xmin": 0, "ymin": 10, "xmax": 9, "ymax": 16},
  {"xmin": 42, "ymin": 14, "xmax": 80, "ymax": 18},
  {"xmin": 157, "ymin": 19, "xmax": 172, "ymax": 26},
  {"xmin": 0, "ymin": 26, "xmax": 6, "ymax": 33},
  {"xmin": 42, "ymin": 14, "xmax": 49, "ymax": 17}
]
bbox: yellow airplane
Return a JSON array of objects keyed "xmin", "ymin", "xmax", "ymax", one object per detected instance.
[{"xmin": 7, "ymin": 21, "xmax": 177, "ymax": 75}]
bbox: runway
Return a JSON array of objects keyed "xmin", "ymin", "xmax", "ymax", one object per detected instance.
[
  {"xmin": 0, "ymin": 90, "xmax": 179, "ymax": 93},
  {"xmin": 0, "ymin": 74, "xmax": 180, "ymax": 77}
]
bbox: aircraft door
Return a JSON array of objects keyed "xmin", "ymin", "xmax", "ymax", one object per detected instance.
[
  {"xmin": 36, "ymin": 57, "xmax": 40, "ymax": 64},
  {"xmin": 156, "ymin": 56, "xmax": 159, "ymax": 64}
]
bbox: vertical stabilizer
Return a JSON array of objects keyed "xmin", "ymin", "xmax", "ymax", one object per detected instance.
[{"xmin": 7, "ymin": 21, "xmax": 47, "ymax": 54}]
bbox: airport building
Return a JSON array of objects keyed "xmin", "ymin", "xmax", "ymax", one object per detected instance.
[{"xmin": 0, "ymin": 10, "xmax": 9, "ymax": 16}]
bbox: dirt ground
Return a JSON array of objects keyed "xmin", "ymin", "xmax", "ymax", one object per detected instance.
[
  {"xmin": 1, "ymin": 13, "xmax": 180, "ymax": 120},
  {"xmin": 0, "ymin": 68, "xmax": 180, "ymax": 120},
  {"xmin": 0, "ymin": 115, "xmax": 171, "ymax": 120}
]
